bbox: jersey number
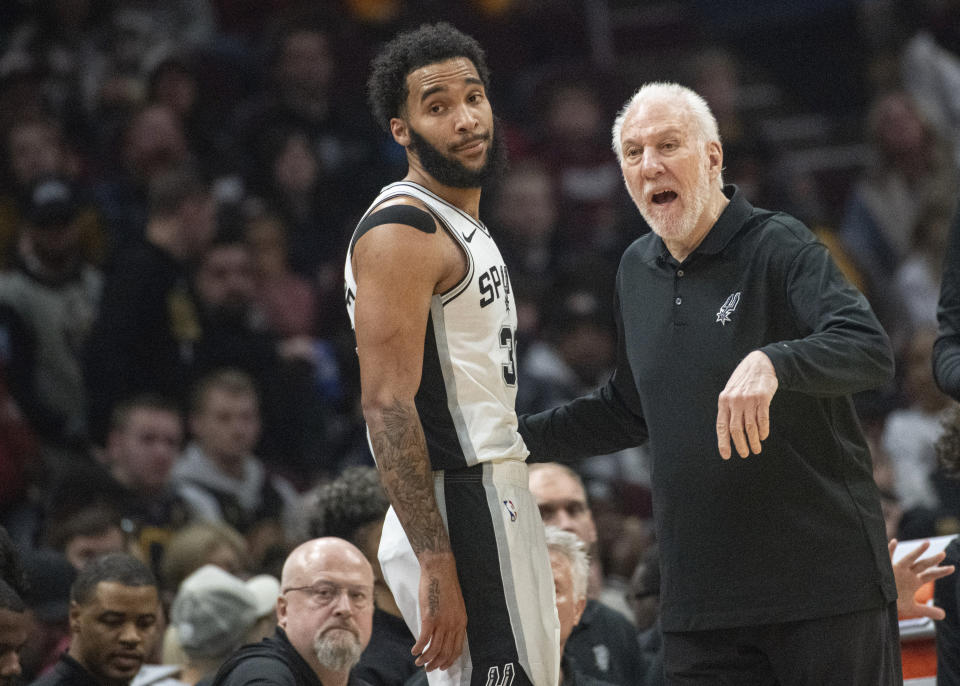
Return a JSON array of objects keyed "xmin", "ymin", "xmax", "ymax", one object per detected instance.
[{"xmin": 500, "ymin": 326, "xmax": 517, "ymax": 386}]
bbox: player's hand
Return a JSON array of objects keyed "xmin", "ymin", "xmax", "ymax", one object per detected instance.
[
  {"xmin": 413, "ymin": 552, "xmax": 467, "ymax": 672},
  {"xmin": 717, "ymin": 350, "xmax": 778, "ymax": 459},
  {"xmin": 889, "ymin": 538, "xmax": 955, "ymax": 620}
]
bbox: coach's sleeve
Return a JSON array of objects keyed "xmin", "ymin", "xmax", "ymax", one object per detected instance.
[{"xmin": 520, "ymin": 287, "xmax": 648, "ymax": 462}]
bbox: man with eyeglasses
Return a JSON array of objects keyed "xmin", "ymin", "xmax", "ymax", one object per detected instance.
[{"xmin": 211, "ymin": 538, "xmax": 375, "ymax": 686}]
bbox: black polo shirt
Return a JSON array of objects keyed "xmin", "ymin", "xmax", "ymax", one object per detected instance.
[{"xmin": 520, "ymin": 186, "xmax": 896, "ymax": 632}]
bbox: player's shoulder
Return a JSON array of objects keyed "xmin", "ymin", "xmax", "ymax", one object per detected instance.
[{"xmin": 351, "ymin": 195, "xmax": 441, "ymax": 258}]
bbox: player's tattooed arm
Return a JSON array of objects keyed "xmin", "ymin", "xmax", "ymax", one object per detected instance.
[
  {"xmin": 369, "ymin": 397, "xmax": 466, "ymax": 672},
  {"xmin": 370, "ymin": 398, "xmax": 451, "ymax": 555}
]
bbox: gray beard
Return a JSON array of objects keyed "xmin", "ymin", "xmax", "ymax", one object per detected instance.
[{"xmin": 313, "ymin": 630, "xmax": 363, "ymax": 672}]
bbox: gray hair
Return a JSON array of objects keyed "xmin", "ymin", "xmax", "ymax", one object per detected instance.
[
  {"xmin": 544, "ymin": 526, "xmax": 589, "ymax": 602},
  {"xmin": 611, "ymin": 82, "xmax": 721, "ymax": 165}
]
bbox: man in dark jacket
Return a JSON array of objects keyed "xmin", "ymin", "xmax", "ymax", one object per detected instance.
[
  {"xmin": 211, "ymin": 537, "xmax": 374, "ymax": 686},
  {"xmin": 29, "ymin": 553, "xmax": 159, "ymax": 686},
  {"xmin": 520, "ymin": 82, "xmax": 899, "ymax": 684}
]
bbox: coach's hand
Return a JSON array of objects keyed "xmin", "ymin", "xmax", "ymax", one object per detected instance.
[
  {"xmin": 414, "ymin": 552, "xmax": 468, "ymax": 672},
  {"xmin": 717, "ymin": 350, "xmax": 778, "ymax": 459}
]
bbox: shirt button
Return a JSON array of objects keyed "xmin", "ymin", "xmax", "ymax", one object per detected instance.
[
  {"xmin": 675, "ymin": 297, "xmax": 682, "ymax": 305},
  {"xmin": 677, "ymin": 270, "xmax": 684, "ymax": 277}
]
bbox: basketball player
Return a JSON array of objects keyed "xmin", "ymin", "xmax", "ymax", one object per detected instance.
[{"xmin": 344, "ymin": 22, "xmax": 560, "ymax": 686}]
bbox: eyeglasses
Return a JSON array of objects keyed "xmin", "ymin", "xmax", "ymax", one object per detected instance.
[{"xmin": 282, "ymin": 582, "xmax": 372, "ymax": 610}]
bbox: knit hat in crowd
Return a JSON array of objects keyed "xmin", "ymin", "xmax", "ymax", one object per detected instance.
[{"xmin": 170, "ymin": 564, "xmax": 262, "ymax": 659}]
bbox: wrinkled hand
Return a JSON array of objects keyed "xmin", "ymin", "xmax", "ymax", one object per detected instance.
[
  {"xmin": 717, "ymin": 351, "xmax": 779, "ymax": 459},
  {"xmin": 413, "ymin": 552, "xmax": 467, "ymax": 672},
  {"xmin": 889, "ymin": 539, "xmax": 955, "ymax": 620}
]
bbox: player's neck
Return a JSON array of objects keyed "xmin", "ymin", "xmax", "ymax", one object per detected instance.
[{"xmin": 405, "ymin": 169, "xmax": 482, "ymax": 220}]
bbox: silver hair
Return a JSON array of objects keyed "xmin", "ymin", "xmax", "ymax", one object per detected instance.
[
  {"xmin": 611, "ymin": 82, "xmax": 722, "ymax": 170},
  {"xmin": 544, "ymin": 526, "xmax": 590, "ymax": 602}
]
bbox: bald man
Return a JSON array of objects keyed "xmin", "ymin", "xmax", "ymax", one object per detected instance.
[{"xmin": 211, "ymin": 538, "xmax": 376, "ymax": 686}]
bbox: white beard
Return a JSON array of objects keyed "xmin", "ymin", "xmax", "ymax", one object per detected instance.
[
  {"xmin": 313, "ymin": 629, "xmax": 363, "ymax": 672},
  {"xmin": 639, "ymin": 164, "xmax": 712, "ymax": 246}
]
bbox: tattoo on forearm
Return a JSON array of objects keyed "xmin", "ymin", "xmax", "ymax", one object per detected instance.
[
  {"xmin": 371, "ymin": 398, "xmax": 450, "ymax": 555},
  {"xmin": 428, "ymin": 577, "xmax": 440, "ymax": 616}
]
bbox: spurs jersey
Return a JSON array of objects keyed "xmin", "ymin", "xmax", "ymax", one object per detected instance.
[{"xmin": 345, "ymin": 181, "xmax": 527, "ymax": 470}]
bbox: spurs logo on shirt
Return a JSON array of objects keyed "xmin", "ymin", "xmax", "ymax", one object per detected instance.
[
  {"xmin": 716, "ymin": 291, "xmax": 741, "ymax": 326},
  {"xmin": 345, "ymin": 181, "xmax": 527, "ymax": 471},
  {"xmin": 485, "ymin": 663, "xmax": 515, "ymax": 686}
]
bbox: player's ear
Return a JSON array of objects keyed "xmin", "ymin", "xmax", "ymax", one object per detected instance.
[{"xmin": 390, "ymin": 118, "xmax": 410, "ymax": 147}]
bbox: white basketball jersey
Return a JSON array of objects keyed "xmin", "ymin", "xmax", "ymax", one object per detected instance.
[{"xmin": 345, "ymin": 181, "xmax": 527, "ymax": 470}]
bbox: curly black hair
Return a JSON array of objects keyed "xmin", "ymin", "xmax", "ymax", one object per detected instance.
[
  {"xmin": 303, "ymin": 466, "xmax": 390, "ymax": 544},
  {"xmin": 367, "ymin": 21, "xmax": 491, "ymax": 132}
]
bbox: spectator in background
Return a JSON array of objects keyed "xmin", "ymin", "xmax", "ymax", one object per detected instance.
[
  {"xmin": 244, "ymin": 210, "xmax": 317, "ymax": 338},
  {"xmin": 517, "ymin": 290, "xmax": 615, "ymax": 416},
  {"xmin": 486, "ymin": 159, "xmax": 561, "ymax": 322},
  {"xmin": 629, "ymin": 546, "xmax": 663, "ymax": 686},
  {"xmin": 0, "ymin": 116, "xmax": 106, "ymax": 268},
  {"xmin": 171, "ymin": 369, "xmax": 296, "ymax": 574},
  {"xmin": 528, "ymin": 463, "xmax": 646, "ymax": 685},
  {"xmin": 882, "ymin": 326, "xmax": 956, "ymax": 534},
  {"xmin": 160, "ymin": 522, "xmax": 248, "ymax": 604},
  {"xmin": 893, "ymin": 202, "xmax": 953, "ymax": 336},
  {"xmin": 0, "ymin": 526, "xmax": 29, "ymax": 686},
  {"xmin": 544, "ymin": 527, "xmax": 617, "ymax": 686},
  {"xmin": 93, "ymin": 104, "xmax": 195, "ymax": 257},
  {"xmin": 532, "ymin": 76, "xmax": 626, "ymax": 263},
  {"xmin": 144, "ymin": 54, "xmax": 232, "ymax": 184},
  {"xmin": 84, "ymin": 165, "xmax": 216, "ymax": 445},
  {"xmin": 18, "ymin": 550, "xmax": 75, "ymax": 682},
  {"xmin": 301, "ymin": 466, "xmax": 417, "ymax": 686},
  {"xmin": 29, "ymin": 553, "xmax": 160, "ymax": 686},
  {"xmin": 232, "ymin": 14, "xmax": 385, "ymax": 243},
  {"xmin": 160, "ymin": 565, "xmax": 276, "ymax": 686},
  {"xmin": 840, "ymin": 90, "xmax": 958, "ymax": 346},
  {"xmin": 44, "ymin": 503, "xmax": 128, "ymax": 572},
  {"xmin": 0, "ymin": 578, "xmax": 27, "ymax": 686},
  {"xmin": 249, "ymin": 124, "xmax": 348, "ymax": 324},
  {"xmin": 101, "ymin": 394, "xmax": 191, "ymax": 576},
  {"xmin": 191, "ymin": 226, "xmax": 338, "ymax": 477},
  {"xmin": 0, "ymin": 342, "xmax": 38, "ymax": 530},
  {"xmin": 0, "ymin": 176, "xmax": 102, "ymax": 462},
  {"xmin": 0, "ymin": 0, "xmax": 105, "ymax": 133},
  {"xmin": 210, "ymin": 537, "xmax": 375, "ymax": 686}
]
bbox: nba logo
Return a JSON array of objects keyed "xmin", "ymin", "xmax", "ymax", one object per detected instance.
[{"xmin": 503, "ymin": 500, "xmax": 517, "ymax": 522}]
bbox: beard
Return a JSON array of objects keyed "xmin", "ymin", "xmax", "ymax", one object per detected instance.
[
  {"xmin": 407, "ymin": 120, "xmax": 508, "ymax": 189},
  {"xmin": 313, "ymin": 628, "xmax": 364, "ymax": 672},
  {"xmin": 638, "ymin": 163, "xmax": 712, "ymax": 244}
]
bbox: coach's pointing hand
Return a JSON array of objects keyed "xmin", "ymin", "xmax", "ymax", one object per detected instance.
[{"xmin": 717, "ymin": 350, "xmax": 778, "ymax": 460}]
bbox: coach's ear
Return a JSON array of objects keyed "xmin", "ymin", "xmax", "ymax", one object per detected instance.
[{"xmin": 390, "ymin": 117, "xmax": 410, "ymax": 147}]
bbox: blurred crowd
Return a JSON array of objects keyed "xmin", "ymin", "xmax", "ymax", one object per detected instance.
[{"xmin": 2, "ymin": 0, "xmax": 960, "ymax": 682}]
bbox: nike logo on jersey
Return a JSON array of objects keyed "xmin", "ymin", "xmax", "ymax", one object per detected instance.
[{"xmin": 463, "ymin": 227, "xmax": 478, "ymax": 242}]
